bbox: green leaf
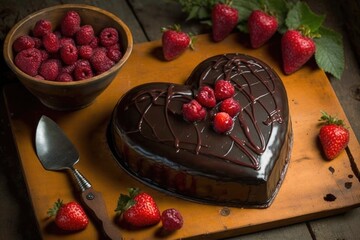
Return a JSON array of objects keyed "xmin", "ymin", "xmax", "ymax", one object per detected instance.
[
  {"xmin": 285, "ymin": 1, "xmax": 325, "ymax": 32},
  {"xmin": 314, "ymin": 26, "xmax": 344, "ymax": 79},
  {"xmin": 233, "ymin": 0, "xmax": 261, "ymax": 22},
  {"xmin": 175, "ymin": 0, "xmax": 215, "ymax": 20}
]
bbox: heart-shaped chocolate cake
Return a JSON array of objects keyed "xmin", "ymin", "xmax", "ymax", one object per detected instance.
[{"xmin": 109, "ymin": 53, "xmax": 293, "ymax": 208}]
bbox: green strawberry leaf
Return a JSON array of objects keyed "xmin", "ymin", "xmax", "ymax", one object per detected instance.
[
  {"xmin": 232, "ymin": 0, "xmax": 261, "ymax": 22},
  {"xmin": 314, "ymin": 26, "xmax": 344, "ymax": 80},
  {"xmin": 175, "ymin": 0, "xmax": 216, "ymax": 21},
  {"xmin": 285, "ymin": 1, "xmax": 325, "ymax": 32}
]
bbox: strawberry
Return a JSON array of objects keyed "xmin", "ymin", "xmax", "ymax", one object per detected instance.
[
  {"xmin": 161, "ymin": 25, "xmax": 193, "ymax": 61},
  {"xmin": 47, "ymin": 199, "xmax": 89, "ymax": 231},
  {"xmin": 115, "ymin": 188, "xmax": 161, "ymax": 227},
  {"xmin": 211, "ymin": 2, "xmax": 239, "ymax": 42},
  {"xmin": 248, "ymin": 10, "xmax": 278, "ymax": 48},
  {"xmin": 318, "ymin": 111, "xmax": 350, "ymax": 160},
  {"xmin": 281, "ymin": 28, "xmax": 316, "ymax": 74}
]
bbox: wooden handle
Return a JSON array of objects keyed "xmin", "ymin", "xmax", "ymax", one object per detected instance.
[{"xmin": 81, "ymin": 188, "xmax": 122, "ymax": 240}]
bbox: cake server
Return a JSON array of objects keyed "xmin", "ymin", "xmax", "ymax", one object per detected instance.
[{"xmin": 35, "ymin": 115, "xmax": 121, "ymax": 240}]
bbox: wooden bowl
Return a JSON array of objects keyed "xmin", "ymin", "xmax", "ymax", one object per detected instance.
[{"xmin": 3, "ymin": 4, "xmax": 133, "ymax": 111}]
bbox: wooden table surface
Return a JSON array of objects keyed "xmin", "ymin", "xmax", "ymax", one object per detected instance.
[{"xmin": 0, "ymin": 0, "xmax": 359, "ymax": 239}]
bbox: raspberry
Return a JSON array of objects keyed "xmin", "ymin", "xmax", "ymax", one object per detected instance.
[
  {"xmin": 60, "ymin": 43, "xmax": 78, "ymax": 65},
  {"xmin": 74, "ymin": 60, "xmax": 93, "ymax": 80},
  {"xmin": 61, "ymin": 11, "xmax": 81, "ymax": 37},
  {"xmin": 54, "ymin": 30, "xmax": 62, "ymax": 39},
  {"xmin": 214, "ymin": 80, "xmax": 235, "ymax": 101},
  {"xmin": 213, "ymin": 112, "xmax": 233, "ymax": 134},
  {"xmin": 33, "ymin": 19, "xmax": 52, "ymax": 37},
  {"xmin": 89, "ymin": 37, "xmax": 99, "ymax": 48},
  {"xmin": 61, "ymin": 63, "xmax": 76, "ymax": 74},
  {"xmin": 14, "ymin": 48, "xmax": 42, "ymax": 76},
  {"xmin": 57, "ymin": 72, "xmax": 73, "ymax": 82},
  {"xmin": 75, "ymin": 25, "xmax": 95, "ymax": 45},
  {"xmin": 59, "ymin": 37, "xmax": 75, "ymax": 48},
  {"xmin": 219, "ymin": 97, "xmax": 241, "ymax": 117},
  {"xmin": 32, "ymin": 37, "xmax": 42, "ymax": 49},
  {"xmin": 90, "ymin": 48, "xmax": 115, "ymax": 73},
  {"xmin": 39, "ymin": 59, "xmax": 61, "ymax": 81},
  {"xmin": 161, "ymin": 208, "xmax": 184, "ymax": 231},
  {"xmin": 13, "ymin": 35, "xmax": 35, "ymax": 53},
  {"xmin": 108, "ymin": 43, "xmax": 121, "ymax": 50},
  {"xmin": 43, "ymin": 32, "xmax": 60, "ymax": 53},
  {"xmin": 196, "ymin": 86, "xmax": 216, "ymax": 108},
  {"xmin": 99, "ymin": 27, "xmax": 119, "ymax": 47},
  {"xmin": 78, "ymin": 45, "xmax": 93, "ymax": 59},
  {"xmin": 182, "ymin": 99, "xmax": 207, "ymax": 122},
  {"xmin": 107, "ymin": 48, "xmax": 122, "ymax": 62},
  {"xmin": 40, "ymin": 50, "xmax": 49, "ymax": 61}
]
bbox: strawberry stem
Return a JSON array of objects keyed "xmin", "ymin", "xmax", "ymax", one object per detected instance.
[
  {"xmin": 298, "ymin": 25, "xmax": 321, "ymax": 39},
  {"xmin": 319, "ymin": 111, "xmax": 345, "ymax": 126},
  {"xmin": 115, "ymin": 188, "xmax": 139, "ymax": 214},
  {"xmin": 47, "ymin": 199, "xmax": 63, "ymax": 217}
]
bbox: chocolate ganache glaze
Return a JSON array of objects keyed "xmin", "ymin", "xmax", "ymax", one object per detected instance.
[{"xmin": 109, "ymin": 53, "xmax": 293, "ymax": 208}]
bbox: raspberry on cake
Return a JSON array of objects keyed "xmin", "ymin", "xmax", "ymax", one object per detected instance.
[
  {"xmin": 182, "ymin": 99, "xmax": 207, "ymax": 122},
  {"xmin": 196, "ymin": 86, "xmax": 216, "ymax": 108},
  {"xmin": 219, "ymin": 97, "xmax": 241, "ymax": 117},
  {"xmin": 109, "ymin": 53, "xmax": 293, "ymax": 208}
]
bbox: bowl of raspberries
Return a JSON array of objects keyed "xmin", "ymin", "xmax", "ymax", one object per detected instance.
[{"xmin": 3, "ymin": 4, "xmax": 133, "ymax": 110}]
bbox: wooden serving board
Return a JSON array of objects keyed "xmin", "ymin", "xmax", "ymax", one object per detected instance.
[{"xmin": 3, "ymin": 33, "xmax": 360, "ymax": 240}]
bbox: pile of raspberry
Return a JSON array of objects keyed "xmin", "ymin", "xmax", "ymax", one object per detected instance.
[
  {"xmin": 182, "ymin": 80, "xmax": 241, "ymax": 134},
  {"xmin": 13, "ymin": 10, "xmax": 123, "ymax": 82}
]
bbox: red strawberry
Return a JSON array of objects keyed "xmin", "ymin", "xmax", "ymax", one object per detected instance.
[
  {"xmin": 161, "ymin": 25, "xmax": 193, "ymax": 61},
  {"xmin": 115, "ymin": 188, "xmax": 161, "ymax": 227},
  {"xmin": 211, "ymin": 3, "xmax": 239, "ymax": 42},
  {"xmin": 161, "ymin": 208, "xmax": 184, "ymax": 231},
  {"xmin": 213, "ymin": 112, "xmax": 233, "ymax": 134},
  {"xmin": 248, "ymin": 10, "xmax": 278, "ymax": 48},
  {"xmin": 47, "ymin": 199, "xmax": 89, "ymax": 231},
  {"xmin": 281, "ymin": 29, "xmax": 316, "ymax": 74},
  {"xmin": 318, "ymin": 111, "xmax": 350, "ymax": 160},
  {"xmin": 182, "ymin": 99, "xmax": 207, "ymax": 122}
]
